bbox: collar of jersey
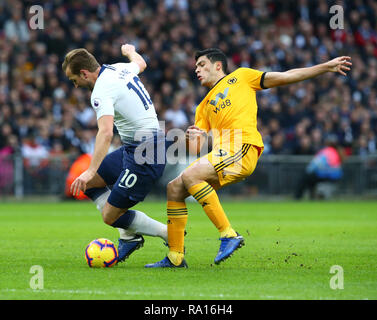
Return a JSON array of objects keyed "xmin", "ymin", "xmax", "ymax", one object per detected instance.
[
  {"xmin": 98, "ymin": 64, "xmax": 115, "ymax": 78},
  {"xmin": 210, "ymin": 74, "xmax": 228, "ymax": 91}
]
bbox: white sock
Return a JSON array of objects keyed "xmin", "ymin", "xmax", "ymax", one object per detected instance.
[
  {"xmin": 92, "ymin": 190, "xmax": 167, "ymax": 241},
  {"xmin": 128, "ymin": 210, "xmax": 168, "ymax": 242},
  {"xmin": 118, "ymin": 227, "xmax": 137, "ymax": 240},
  {"xmin": 92, "ymin": 188, "xmax": 137, "ymax": 240}
]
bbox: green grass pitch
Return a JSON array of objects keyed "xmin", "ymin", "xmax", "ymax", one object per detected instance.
[{"xmin": 0, "ymin": 201, "xmax": 376, "ymax": 300}]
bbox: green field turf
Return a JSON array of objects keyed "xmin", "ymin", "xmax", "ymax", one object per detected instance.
[{"xmin": 0, "ymin": 201, "xmax": 376, "ymax": 300}]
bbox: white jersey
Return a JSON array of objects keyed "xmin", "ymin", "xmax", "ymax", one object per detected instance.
[{"xmin": 91, "ymin": 62, "xmax": 160, "ymax": 143}]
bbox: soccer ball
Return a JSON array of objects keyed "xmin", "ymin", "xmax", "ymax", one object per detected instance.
[{"xmin": 85, "ymin": 238, "xmax": 118, "ymax": 268}]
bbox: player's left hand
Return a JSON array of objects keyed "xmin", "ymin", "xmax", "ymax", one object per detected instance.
[
  {"xmin": 326, "ymin": 56, "xmax": 352, "ymax": 76},
  {"xmin": 121, "ymin": 44, "xmax": 136, "ymax": 57},
  {"xmin": 70, "ymin": 169, "xmax": 95, "ymax": 197}
]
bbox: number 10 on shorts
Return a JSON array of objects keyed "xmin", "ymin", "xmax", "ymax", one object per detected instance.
[{"xmin": 119, "ymin": 169, "xmax": 137, "ymax": 188}]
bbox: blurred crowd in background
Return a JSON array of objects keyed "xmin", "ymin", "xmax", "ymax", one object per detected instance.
[{"xmin": 0, "ymin": 0, "xmax": 377, "ymax": 171}]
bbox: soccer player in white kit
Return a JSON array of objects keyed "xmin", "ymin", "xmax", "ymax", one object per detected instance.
[{"xmin": 62, "ymin": 44, "xmax": 169, "ymax": 262}]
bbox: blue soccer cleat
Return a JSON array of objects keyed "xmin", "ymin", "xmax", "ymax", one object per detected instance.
[
  {"xmin": 117, "ymin": 235, "xmax": 144, "ymax": 262},
  {"xmin": 214, "ymin": 233, "xmax": 244, "ymax": 265},
  {"xmin": 145, "ymin": 256, "xmax": 188, "ymax": 268}
]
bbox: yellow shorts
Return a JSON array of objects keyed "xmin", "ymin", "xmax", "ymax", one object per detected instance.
[{"xmin": 188, "ymin": 143, "xmax": 263, "ymax": 188}]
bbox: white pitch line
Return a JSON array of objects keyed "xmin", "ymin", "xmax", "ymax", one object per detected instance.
[
  {"xmin": 4, "ymin": 288, "xmax": 367, "ymax": 300},
  {"xmin": 0, "ymin": 288, "xmax": 234, "ymax": 299}
]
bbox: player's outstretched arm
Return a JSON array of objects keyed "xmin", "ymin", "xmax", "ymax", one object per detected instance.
[
  {"xmin": 121, "ymin": 44, "xmax": 147, "ymax": 73},
  {"xmin": 70, "ymin": 115, "xmax": 114, "ymax": 196},
  {"xmin": 263, "ymin": 56, "xmax": 352, "ymax": 88}
]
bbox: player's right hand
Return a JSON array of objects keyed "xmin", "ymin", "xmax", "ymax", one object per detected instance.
[
  {"xmin": 186, "ymin": 125, "xmax": 205, "ymax": 140},
  {"xmin": 70, "ymin": 169, "xmax": 94, "ymax": 197}
]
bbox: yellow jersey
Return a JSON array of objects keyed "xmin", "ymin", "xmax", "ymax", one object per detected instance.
[{"xmin": 195, "ymin": 67, "xmax": 265, "ymax": 149}]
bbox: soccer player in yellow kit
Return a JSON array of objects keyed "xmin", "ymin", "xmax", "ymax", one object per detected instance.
[{"xmin": 146, "ymin": 48, "xmax": 351, "ymax": 268}]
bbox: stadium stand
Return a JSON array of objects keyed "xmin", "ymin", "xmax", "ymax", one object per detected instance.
[{"xmin": 0, "ymin": 0, "xmax": 376, "ymax": 196}]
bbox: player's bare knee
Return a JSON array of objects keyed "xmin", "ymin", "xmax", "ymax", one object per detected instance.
[
  {"xmin": 167, "ymin": 176, "xmax": 189, "ymax": 201},
  {"xmin": 181, "ymin": 169, "xmax": 200, "ymax": 189},
  {"xmin": 102, "ymin": 212, "xmax": 114, "ymax": 226},
  {"xmin": 167, "ymin": 180, "xmax": 176, "ymax": 195},
  {"xmin": 101, "ymin": 205, "xmax": 117, "ymax": 225}
]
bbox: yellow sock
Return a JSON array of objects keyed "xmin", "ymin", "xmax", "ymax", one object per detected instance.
[
  {"xmin": 167, "ymin": 201, "xmax": 187, "ymax": 265},
  {"xmin": 220, "ymin": 225, "xmax": 237, "ymax": 238},
  {"xmin": 188, "ymin": 182, "xmax": 237, "ymax": 237},
  {"xmin": 168, "ymin": 251, "xmax": 184, "ymax": 266}
]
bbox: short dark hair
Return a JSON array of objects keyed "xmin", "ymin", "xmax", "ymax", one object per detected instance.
[
  {"xmin": 195, "ymin": 48, "xmax": 228, "ymax": 73},
  {"xmin": 62, "ymin": 48, "xmax": 100, "ymax": 75}
]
